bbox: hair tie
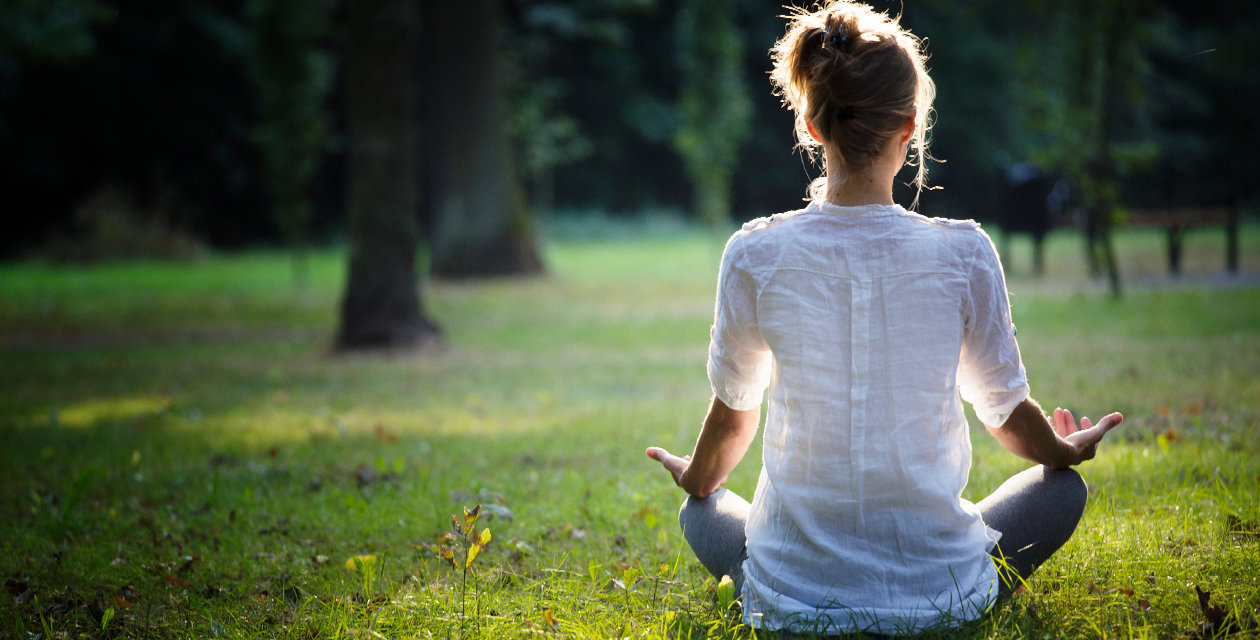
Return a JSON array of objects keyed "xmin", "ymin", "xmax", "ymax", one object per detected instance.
[
  {"xmin": 835, "ymin": 105, "xmax": 857, "ymax": 121},
  {"xmin": 823, "ymin": 24, "xmax": 848, "ymax": 51}
]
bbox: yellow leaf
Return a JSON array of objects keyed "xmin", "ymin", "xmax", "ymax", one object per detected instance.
[
  {"xmin": 479, "ymin": 528, "xmax": 492, "ymax": 546},
  {"xmin": 344, "ymin": 554, "xmax": 377, "ymax": 571},
  {"xmin": 466, "ymin": 544, "xmax": 482, "ymax": 568}
]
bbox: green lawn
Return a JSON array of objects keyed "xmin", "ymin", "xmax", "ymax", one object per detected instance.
[{"xmin": 1, "ymin": 222, "xmax": 1258, "ymax": 639}]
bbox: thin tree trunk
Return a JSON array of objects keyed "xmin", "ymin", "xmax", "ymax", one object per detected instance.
[{"xmin": 336, "ymin": 0, "xmax": 439, "ymax": 350}]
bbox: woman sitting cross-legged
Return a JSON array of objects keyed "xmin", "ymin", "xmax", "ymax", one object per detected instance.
[{"xmin": 645, "ymin": 1, "xmax": 1123, "ymax": 636}]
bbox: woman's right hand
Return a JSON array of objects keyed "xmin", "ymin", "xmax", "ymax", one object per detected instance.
[{"xmin": 986, "ymin": 397, "xmax": 1125, "ymax": 469}]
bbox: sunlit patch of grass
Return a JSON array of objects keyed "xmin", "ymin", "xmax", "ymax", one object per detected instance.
[
  {"xmin": 50, "ymin": 394, "xmax": 173, "ymax": 430},
  {"xmin": 1, "ymin": 224, "xmax": 1258, "ymax": 638}
]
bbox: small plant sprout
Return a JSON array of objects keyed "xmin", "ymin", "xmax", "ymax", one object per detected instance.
[
  {"xmin": 716, "ymin": 574, "xmax": 736, "ymax": 612},
  {"xmin": 439, "ymin": 503, "xmax": 493, "ymax": 623},
  {"xmin": 343, "ymin": 554, "xmax": 380, "ymax": 597}
]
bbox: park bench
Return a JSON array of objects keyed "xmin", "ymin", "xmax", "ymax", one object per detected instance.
[
  {"xmin": 1001, "ymin": 205, "xmax": 1240, "ymax": 276},
  {"xmin": 1123, "ymin": 206, "xmax": 1239, "ymax": 275}
]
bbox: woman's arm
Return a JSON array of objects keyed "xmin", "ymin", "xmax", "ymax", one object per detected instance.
[
  {"xmin": 646, "ymin": 395, "xmax": 761, "ymax": 498},
  {"xmin": 986, "ymin": 396, "xmax": 1123, "ymax": 469}
]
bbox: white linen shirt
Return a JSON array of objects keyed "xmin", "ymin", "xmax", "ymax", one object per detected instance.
[{"xmin": 707, "ymin": 201, "xmax": 1030, "ymax": 635}]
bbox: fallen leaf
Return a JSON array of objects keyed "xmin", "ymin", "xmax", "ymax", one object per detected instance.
[
  {"xmin": 176, "ymin": 555, "xmax": 198, "ymax": 573},
  {"xmin": 1117, "ymin": 586, "xmax": 1135, "ymax": 597},
  {"xmin": 1225, "ymin": 514, "xmax": 1259, "ymax": 542},
  {"xmin": 1196, "ymin": 586, "xmax": 1229, "ymax": 628},
  {"xmin": 482, "ymin": 503, "xmax": 513, "ymax": 522},
  {"xmin": 5, "ymin": 579, "xmax": 32, "ymax": 604},
  {"xmin": 1135, "ymin": 599, "xmax": 1152, "ymax": 612},
  {"xmin": 372, "ymin": 424, "xmax": 396, "ymax": 444},
  {"xmin": 354, "ymin": 465, "xmax": 377, "ymax": 488}
]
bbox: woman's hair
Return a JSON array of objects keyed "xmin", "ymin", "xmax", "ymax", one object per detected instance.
[{"xmin": 770, "ymin": 1, "xmax": 936, "ymax": 203}]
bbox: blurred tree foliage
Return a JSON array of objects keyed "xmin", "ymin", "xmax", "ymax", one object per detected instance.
[
  {"xmin": 0, "ymin": 0, "xmax": 1255, "ymax": 259},
  {"xmin": 245, "ymin": 0, "xmax": 336, "ymax": 282},
  {"xmin": 674, "ymin": 0, "xmax": 752, "ymax": 228}
]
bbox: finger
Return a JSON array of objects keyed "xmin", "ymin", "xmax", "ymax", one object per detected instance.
[
  {"xmin": 1096, "ymin": 412, "xmax": 1124, "ymax": 432},
  {"xmin": 661, "ymin": 456, "xmax": 688, "ymax": 476},
  {"xmin": 1062, "ymin": 409, "xmax": 1078, "ymax": 434},
  {"xmin": 1065, "ymin": 425, "xmax": 1106, "ymax": 449},
  {"xmin": 1081, "ymin": 416, "xmax": 1094, "ymax": 431},
  {"xmin": 1054, "ymin": 408, "xmax": 1072, "ymax": 437},
  {"xmin": 645, "ymin": 446, "xmax": 669, "ymax": 462}
]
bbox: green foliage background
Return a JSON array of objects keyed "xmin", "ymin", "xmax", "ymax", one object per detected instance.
[{"xmin": 1, "ymin": 0, "xmax": 1257, "ymax": 257}]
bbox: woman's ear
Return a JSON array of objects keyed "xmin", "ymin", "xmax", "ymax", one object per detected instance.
[
  {"xmin": 900, "ymin": 116, "xmax": 915, "ymax": 144},
  {"xmin": 806, "ymin": 119, "xmax": 824, "ymax": 144}
]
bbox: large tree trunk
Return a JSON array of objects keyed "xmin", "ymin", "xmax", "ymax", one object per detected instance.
[
  {"xmin": 336, "ymin": 0, "xmax": 439, "ymax": 350},
  {"xmin": 421, "ymin": 0, "xmax": 542, "ymax": 278}
]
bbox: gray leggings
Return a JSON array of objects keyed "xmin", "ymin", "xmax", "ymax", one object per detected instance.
[{"xmin": 678, "ymin": 465, "xmax": 1088, "ymax": 602}]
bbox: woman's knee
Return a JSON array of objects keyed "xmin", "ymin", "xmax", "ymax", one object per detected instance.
[{"xmin": 1042, "ymin": 466, "xmax": 1088, "ymax": 514}]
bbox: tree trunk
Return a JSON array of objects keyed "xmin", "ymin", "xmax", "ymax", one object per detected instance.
[
  {"xmin": 336, "ymin": 0, "xmax": 439, "ymax": 350},
  {"xmin": 421, "ymin": 0, "xmax": 542, "ymax": 278}
]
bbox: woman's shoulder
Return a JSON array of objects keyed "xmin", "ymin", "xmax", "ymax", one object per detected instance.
[
  {"xmin": 903, "ymin": 212, "xmax": 998, "ymax": 251},
  {"xmin": 903, "ymin": 210, "xmax": 983, "ymax": 233},
  {"xmin": 737, "ymin": 207, "xmax": 811, "ymax": 234}
]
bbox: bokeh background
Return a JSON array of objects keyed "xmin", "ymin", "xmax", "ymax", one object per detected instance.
[{"xmin": 2, "ymin": 0, "xmax": 1255, "ymax": 273}]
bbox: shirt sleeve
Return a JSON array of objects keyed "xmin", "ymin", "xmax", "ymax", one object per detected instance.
[
  {"xmin": 957, "ymin": 229, "xmax": 1030, "ymax": 427},
  {"xmin": 707, "ymin": 233, "xmax": 773, "ymax": 411}
]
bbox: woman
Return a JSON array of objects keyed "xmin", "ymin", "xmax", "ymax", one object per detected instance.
[{"xmin": 645, "ymin": 2, "xmax": 1123, "ymax": 635}]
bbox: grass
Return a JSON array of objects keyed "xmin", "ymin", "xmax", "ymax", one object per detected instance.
[{"xmin": 1, "ymin": 220, "xmax": 1258, "ymax": 639}]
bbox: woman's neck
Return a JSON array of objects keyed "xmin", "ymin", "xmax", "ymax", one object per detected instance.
[
  {"xmin": 824, "ymin": 171, "xmax": 895, "ymax": 207},
  {"xmin": 822, "ymin": 140, "xmax": 906, "ymax": 207}
]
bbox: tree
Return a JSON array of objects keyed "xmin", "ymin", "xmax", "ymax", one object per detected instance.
[
  {"xmin": 674, "ymin": 0, "xmax": 751, "ymax": 227},
  {"xmin": 421, "ymin": 0, "xmax": 542, "ymax": 278},
  {"xmin": 245, "ymin": 0, "xmax": 335, "ymax": 285},
  {"xmin": 336, "ymin": 0, "xmax": 439, "ymax": 350},
  {"xmin": 1004, "ymin": 0, "xmax": 1164, "ymax": 296}
]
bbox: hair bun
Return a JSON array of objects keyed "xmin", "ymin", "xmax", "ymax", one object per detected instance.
[{"xmin": 822, "ymin": 22, "xmax": 849, "ymax": 51}]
